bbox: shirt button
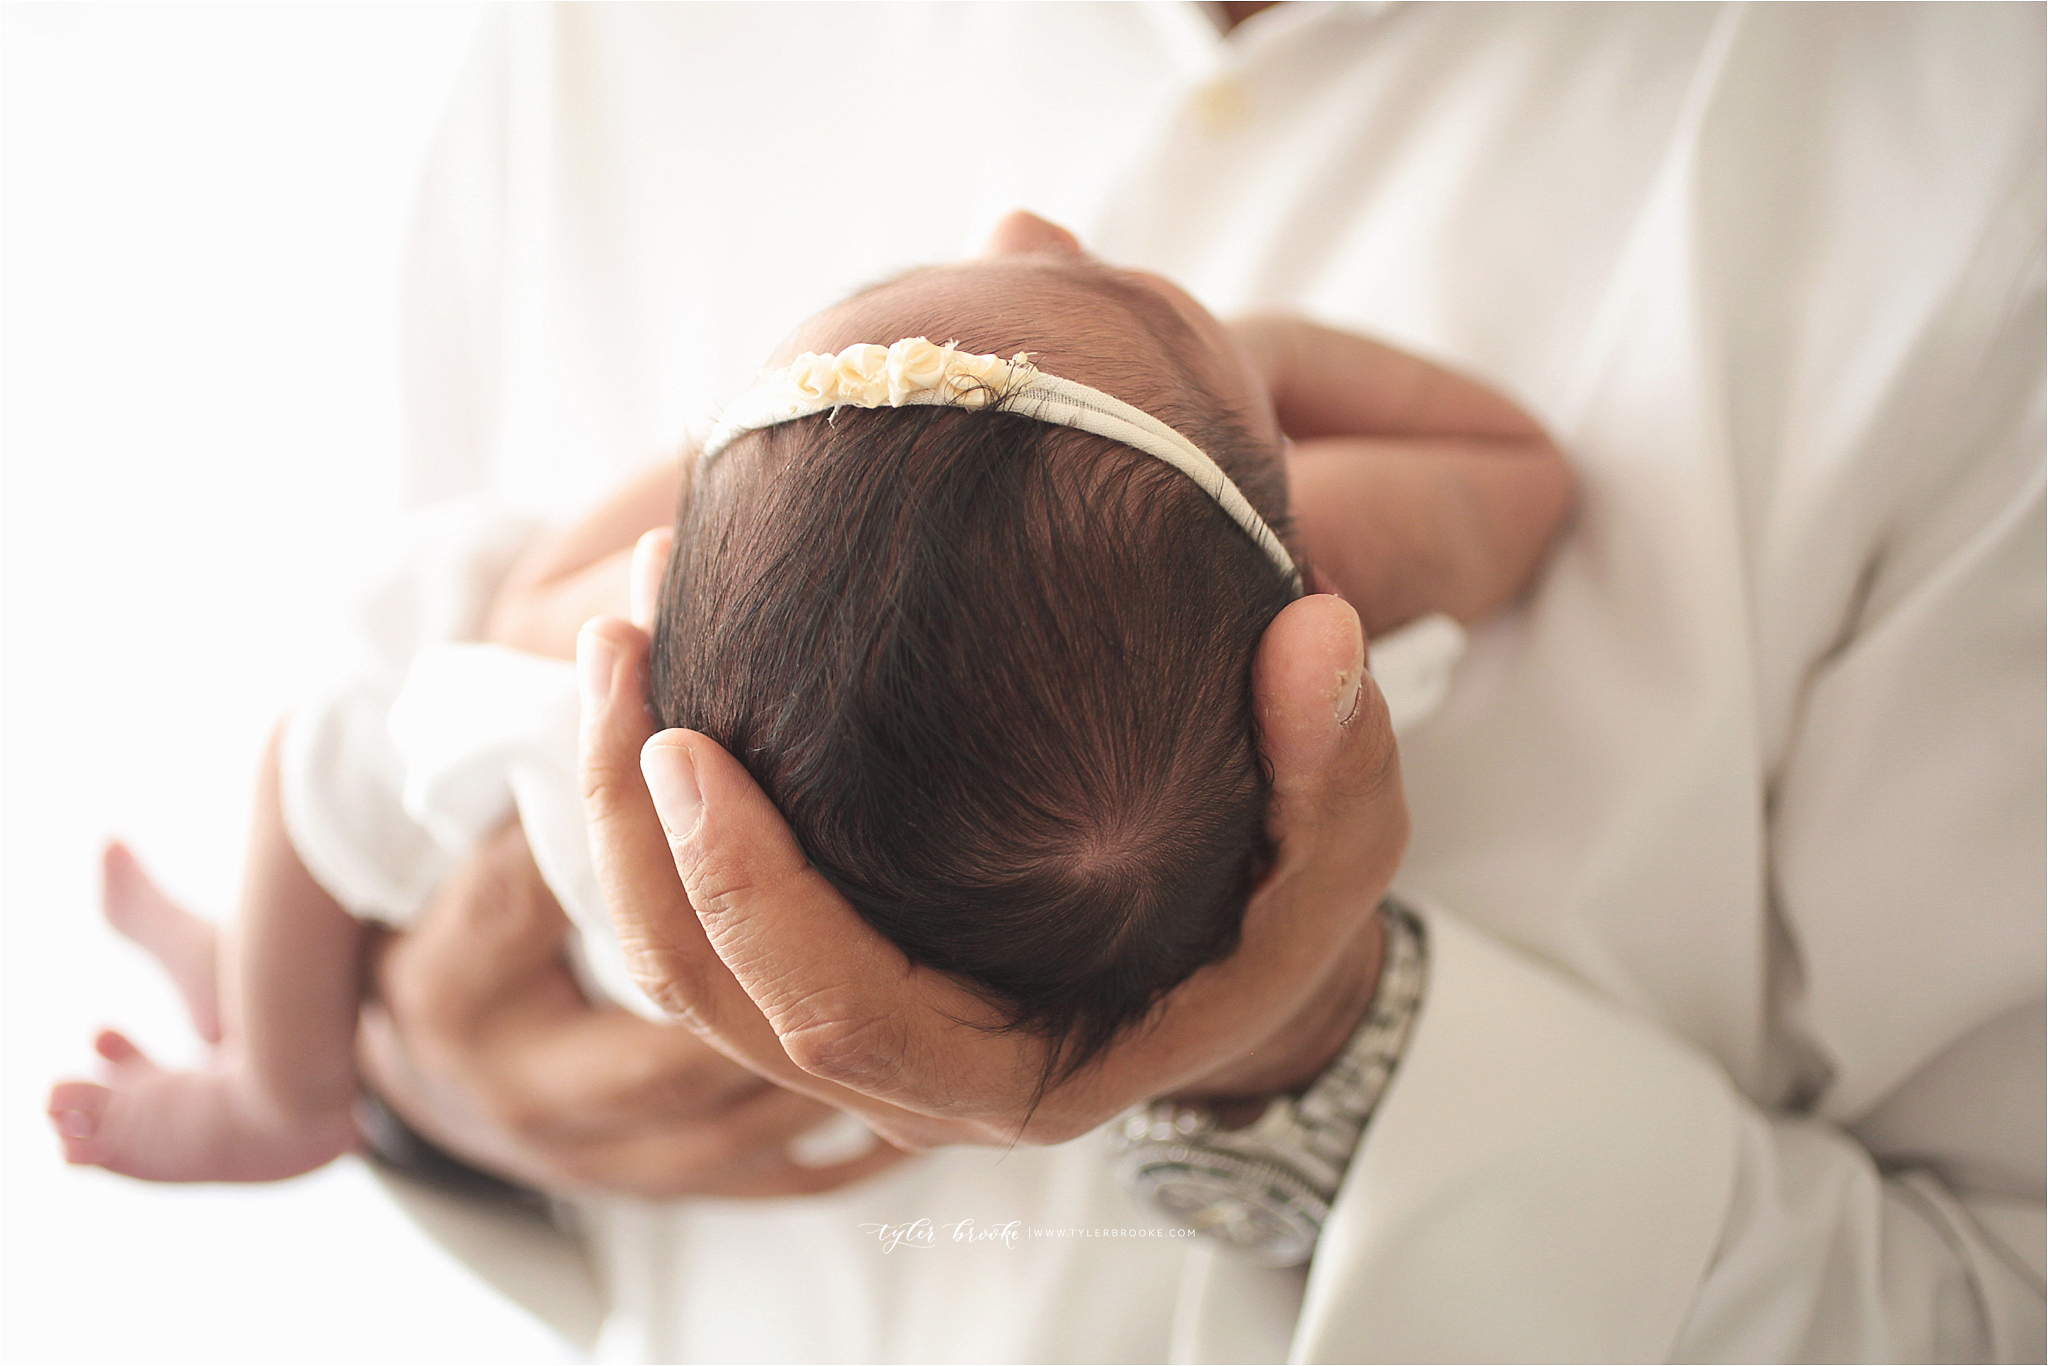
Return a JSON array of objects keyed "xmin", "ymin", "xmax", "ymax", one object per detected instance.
[{"xmin": 1192, "ymin": 75, "xmax": 1249, "ymax": 136}]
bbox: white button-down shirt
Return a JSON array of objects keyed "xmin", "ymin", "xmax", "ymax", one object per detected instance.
[{"xmin": 366, "ymin": 4, "xmax": 2042, "ymax": 1360}]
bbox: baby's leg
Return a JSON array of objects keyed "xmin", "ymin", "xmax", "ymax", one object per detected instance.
[{"xmin": 49, "ymin": 734, "xmax": 362, "ymax": 1182}]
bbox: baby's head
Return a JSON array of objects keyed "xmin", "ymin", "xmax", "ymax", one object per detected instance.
[{"xmin": 650, "ymin": 231, "xmax": 1300, "ymax": 1084}]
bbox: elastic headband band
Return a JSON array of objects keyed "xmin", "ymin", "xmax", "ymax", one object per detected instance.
[{"xmin": 699, "ymin": 337, "xmax": 1301, "ymax": 590}]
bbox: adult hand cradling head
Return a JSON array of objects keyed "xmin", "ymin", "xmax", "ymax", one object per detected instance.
[{"xmin": 580, "ymin": 538, "xmax": 1407, "ymax": 1151}]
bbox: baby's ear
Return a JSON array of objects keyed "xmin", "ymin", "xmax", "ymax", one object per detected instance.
[
  {"xmin": 629, "ymin": 527, "xmax": 675, "ymax": 632},
  {"xmin": 981, "ymin": 209, "xmax": 1084, "ymax": 259}
]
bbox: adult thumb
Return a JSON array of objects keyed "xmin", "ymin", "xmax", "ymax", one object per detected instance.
[{"xmin": 1253, "ymin": 594, "xmax": 1406, "ymax": 867}]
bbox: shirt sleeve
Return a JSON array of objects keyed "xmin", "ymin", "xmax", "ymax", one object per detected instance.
[{"xmin": 1286, "ymin": 902, "xmax": 2042, "ymax": 1365}]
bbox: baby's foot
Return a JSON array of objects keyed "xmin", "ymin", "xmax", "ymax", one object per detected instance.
[
  {"xmin": 47, "ymin": 1030, "xmax": 353, "ymax": 1183},
  {"xmin": 100, "ymin": 841, "xmax": 222, "ymax": 1043}
]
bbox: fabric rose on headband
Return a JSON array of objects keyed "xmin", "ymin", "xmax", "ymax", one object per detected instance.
[
  {"xmin": 886, "ymin": 338, "xmax": 953, "ymax": 404},
  {"xmin": 765, "ymin": 338, "xmax": 1031, "ymax": 417}
]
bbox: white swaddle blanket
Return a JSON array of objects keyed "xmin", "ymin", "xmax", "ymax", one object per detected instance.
[
  {"xmin": 279, "ymin": 494, "xmax": 1466, "ymax": 1026},
  {"xmin": 386, "ymin": 643, "xmax": 659, "ymax": 1016}
]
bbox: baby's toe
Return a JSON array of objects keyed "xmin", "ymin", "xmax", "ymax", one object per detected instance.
[{"xmin": 46, "ymin": 1080, "xmax": 112, "ymax": 1165}]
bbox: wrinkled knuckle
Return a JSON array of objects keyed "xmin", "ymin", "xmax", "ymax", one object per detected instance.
[
  {"xmin": 639, "ymin": 975, "xmax": 713, "ymax": 1033},
  {"xmin": 614, "ymin": 935, "xmax": 715, "ymax": 1031},
  {"xmin": 579, "ymin": 762, "xmax": 647, "ymax": 825},
  {"xmin": 649, "ymin": 993, "xmax": 711, "ymax": 1035},
  {"xmin": 779, "ymin": 1008, "xmax": 900, "ymax": 1089},
  {"xmin": 674, "ymin": 843, "xmax": 756, "ymax": 919}
]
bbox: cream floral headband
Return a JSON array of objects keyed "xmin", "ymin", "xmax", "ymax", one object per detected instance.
[{"xmin": 699, "ymin": 336, "xmax": 1301, "ymax": 589}]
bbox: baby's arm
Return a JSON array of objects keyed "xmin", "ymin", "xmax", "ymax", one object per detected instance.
[
  {"xmin": 1232, "ymin": 317, "xmax": 1574, "ymax": 636},
  {"xmin": 485, "ymin": 461, "xmax": 683, "ymax": 659},
  {"xmin": 51, "ymin": 459, "xmax": 684, "ymax": 1174},
  {"xmin": 49, "ymin": 729, "xmax": 362, "ymax": 1181}
]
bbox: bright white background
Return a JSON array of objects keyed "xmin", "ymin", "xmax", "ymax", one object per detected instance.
[{"xmin": 2, "ymin": 5, "xmax": 567, "ymax": 1361}]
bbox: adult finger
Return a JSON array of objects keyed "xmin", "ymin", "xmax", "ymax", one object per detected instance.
[
  {"xmin": 628, "ymin": 526, "xmax": 673, "ymax": 632},
  {"xmin": 361, "ymin": 982, "xmax": 900, "ymax": 1199},
  {"xmin": 486, "ymin": 1008, "xmax": 772, "ymax": 1140},
  {"xmin": 578, "ymin": 615, "xmax": 736, "ymax": 1035},
  {"xmin": 1162, "ymin": 593, "xmax": 1402, "ymax": 1096},
  {"xmin": 644, "ymin": 729, "xmax": 1031, "ymax": 1124},
  {"xmin": 360, "ymin": 825, "xmax": 662, "ymax": 1186},
  {"xmin": 575, "ymin": 615, "xmax": 935, "ymax": 1141},
  {"xmin": 1251, "ymin": 591, "xmax": 1406, "ymax": 884},
  {"xmin": 356, "ymin": 995, "xmax": 558, "ymax": 1192},
  {"xmin": 1175, "ymin": 593, "xmax": 1398, "ymax": 1011},
  {"xmin": 375, "ymin": 823, "xmax": 586, "ymax": 1049},
  {"xmin": 366, "ymin": 731, "xmax": 785, "ymax": 1136}
]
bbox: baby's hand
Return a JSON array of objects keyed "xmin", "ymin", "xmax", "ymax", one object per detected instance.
[
  {"xmin": 484, "ymin": 462, "xmax": 682, "ymax": 659},
  {"xmin": 1229, "ymin": 315, "xmax": 1575, "ymax": 634}
]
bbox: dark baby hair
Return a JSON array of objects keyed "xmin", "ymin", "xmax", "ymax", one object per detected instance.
[{"xmin": 650, "ymin": 318, "xmax": 1298, "ymax": 1091}]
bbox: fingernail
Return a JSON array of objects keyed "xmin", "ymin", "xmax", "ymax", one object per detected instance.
[
  {"xmin": 1334, "ymin": 604, "xmax": 1366, "ymax": 726},
  {"xmin": 629, "ymin": 529, "xmax": 667, "ymax": 630},
  {"xmin": 56, "ymin": 1109, "xmax": 95, "ymax": 1138},
  {"xmin": 1336, "ymin": 670, "xmax": 1363, "ymax": 726},
  {"xmin": 642, "ymin": 739, "xmax": 703, "ymax": 842},
  {"xmin": 577, "ymin": 622, "xmax": 616, "ymax": 713}
]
